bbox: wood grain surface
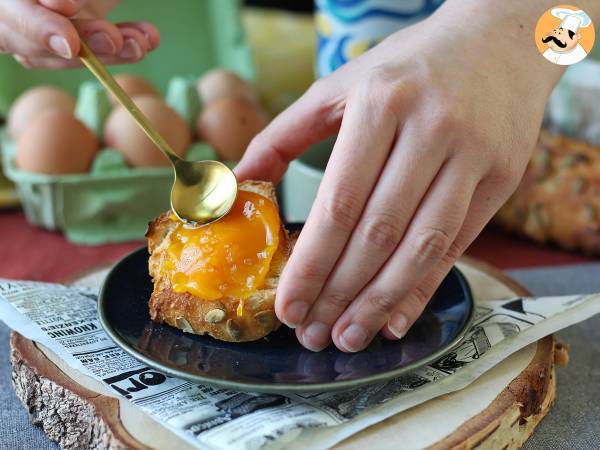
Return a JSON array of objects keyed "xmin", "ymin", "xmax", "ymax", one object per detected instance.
[{"xmin": 9, "ymin": 258, "xmax": 566, "ymax": 450}]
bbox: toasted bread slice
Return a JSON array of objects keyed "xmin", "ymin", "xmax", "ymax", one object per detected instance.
[{"xmin": 146, "ymin": 181, "xmax": 291, "ymax": 342}]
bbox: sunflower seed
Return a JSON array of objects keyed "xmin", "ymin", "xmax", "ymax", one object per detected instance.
[
  {"xmin": 263, "ymin": 277, "xmax": 279, "ymax": 289},
  {"xmin": 247, "ymin": 291, "xmax": 275, "ymax": 312},
  {"xmin": 176, "ymin": 317, "xmax": 194, "ymax": 333},
  {"xmin": 227, "ymin": 319, "xmax": 242, "ymax": 340},
  {"xmin": 254, "ymin": 310, "xmax": 276, "ymax": 329},
  {"xmin": 205, "ymin": 309, "xmax": 226, "ymax": 323}
]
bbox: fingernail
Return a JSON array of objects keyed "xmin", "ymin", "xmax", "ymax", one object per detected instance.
[
  {"xmin": 340, "ymin": 324, "xmax": 369, "ymax": 352},
  {"xmin": 388, "ymin": 313, "xmax": 408, "ymax": 339},
  {"xmin": 14, "ymin": 55, "xmax": 31, "ymax": 68},
  {"xmin": 284, "ymin": 302, "xmax": 309, "ymax": 328},
  {"xmin": 48, "ymin": 35, "xmax": 72, "ymax": 59},
  {"xmin": 302, "ymin": 322, "xmax": 330, "ymax": 351},
  {"xmin": 86, "ymin": 32, "xmax": 117, "ymax": 55},
  {"xmin": 119, "ymin": 38, "xmax": 142, "ymax": 60}
]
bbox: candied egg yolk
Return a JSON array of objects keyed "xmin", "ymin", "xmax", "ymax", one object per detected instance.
[{"xmin": 163, "ymin": 190, "xmax": 280, "ymax": 302}]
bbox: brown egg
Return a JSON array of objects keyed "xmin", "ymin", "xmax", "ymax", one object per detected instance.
[
  {"xmin": 196, "ymin": 97, "xmax": 269, "ymax": 161},
  {"xmin": 197, "ymin": 69, "xmax": 258, "ymax": 105},
  {"xmin": 110, "ymin": 74, "xmax": 160, "ymax": 105},
  {"xmin": 16, "ymin": 110, "xmax": 98, "ymax": 174},
  {"xmin": 8, "ymin": 86, "xmax": 76, "ymax": 139},
  {"xmin": 104, "ymin": 95, "xmax": 191, "ymax": 167}
]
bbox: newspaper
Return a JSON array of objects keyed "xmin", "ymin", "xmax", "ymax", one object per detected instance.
[{"xmin": 0, "ymin": 278, "xmax": 598, "ymax": 450}]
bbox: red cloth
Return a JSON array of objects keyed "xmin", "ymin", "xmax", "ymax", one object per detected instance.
[
  {"xmin": 0, "ymin": 210, "xmax": 595, "ymax": 283},
  {"xmin": 0, "ymin": 211, "xmax": 140, "ymax": 282},
  {"xmin": 465, "ymin": 228, "xmax": 596, "ymax": 269}
]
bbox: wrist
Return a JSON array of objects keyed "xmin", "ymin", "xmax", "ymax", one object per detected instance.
[{"xmin": 432, "ymin": 0, "xmax": 566, "ymax": 95}]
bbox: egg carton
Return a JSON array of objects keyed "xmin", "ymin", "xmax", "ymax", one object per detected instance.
[{"xmin": 1, "ymin": 78, "xmax": 219, "ymax": 245}]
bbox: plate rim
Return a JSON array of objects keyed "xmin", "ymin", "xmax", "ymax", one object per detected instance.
[{"xmin": 98, "ymin": 247, "xmax": 475, "ymax": 394}]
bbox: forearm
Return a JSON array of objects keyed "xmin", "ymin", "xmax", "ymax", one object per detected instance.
[
  {"xmin": 437, "ymin": 0, "xmax": 599, "ymax": 94},
  {"xmin": 445, "ymin": 0, "xmax": 600, "ymax": 29}
]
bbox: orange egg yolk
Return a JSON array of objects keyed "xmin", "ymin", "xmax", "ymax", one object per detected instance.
[{"xmin": 162, "ymin": 191, "xmax": 280, "ymax": 306}]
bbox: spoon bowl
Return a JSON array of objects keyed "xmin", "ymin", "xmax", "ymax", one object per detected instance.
[
  {"xmin": 170, "ymin": 159, "xmax": 238, "ymax": 224},
  {"xmin": 78, "ymin": 41, "xmax": 237, "ymax": 225}
]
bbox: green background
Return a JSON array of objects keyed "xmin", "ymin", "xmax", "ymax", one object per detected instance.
[{"xmin": 0, "ymin": 0, "xmax": 253, "ymax": 116}]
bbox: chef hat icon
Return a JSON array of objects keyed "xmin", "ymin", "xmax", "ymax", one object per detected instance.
[{"xmin": 551, "ymin": 8, "xmax": 592, "ymax": 33}]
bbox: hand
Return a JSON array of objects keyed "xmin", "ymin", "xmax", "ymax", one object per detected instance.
[
  {"xmin": 235, "ymin": 0, "xmax": 567, "ymax": 352},
  {"xmin": 0, "ymin": 0, "xmax": 159, "ymax": 69}
]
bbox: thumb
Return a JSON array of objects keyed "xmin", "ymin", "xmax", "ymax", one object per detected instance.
[
  {"xmin": 38, "ymin": 1, "xmax": 122, "ymax": 20},
  {"xmin": 0, "ymin": 1, "xmax": 81, "ymax": 58},
  {"xmin": 234, "ymin": 78, "xmax": 345, "ymax": 183},
  {"xmin": 38, "ymin": 0, "xmax": 88, "ymax": 17}
]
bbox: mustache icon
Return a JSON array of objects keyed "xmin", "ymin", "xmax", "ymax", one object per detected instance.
[{"xmin": 542, "ymin": 35, "xmax": 567, "ymax": 48}]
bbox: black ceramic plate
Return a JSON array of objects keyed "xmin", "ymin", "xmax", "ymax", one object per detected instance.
[{"xmin": 99, "ymin": 247, "xmax": 474, "ymax": 394}]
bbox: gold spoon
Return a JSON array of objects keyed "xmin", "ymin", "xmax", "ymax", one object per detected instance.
[{"xmin": 78, "ymin": 41, "xmax": 237, "ymax": 226}]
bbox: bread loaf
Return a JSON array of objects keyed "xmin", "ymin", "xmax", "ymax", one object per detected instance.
[{"xmin": 146, "ymin": 181, "xmax": 292, "ymax": 342}]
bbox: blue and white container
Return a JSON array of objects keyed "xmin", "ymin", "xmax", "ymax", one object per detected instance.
[
  {"xmin": 315, "ymin": 0, "xmax": 444, "ymax": 77},
  {"xmin": 283, "ymin": 1, "xmax": 445, "ymax": 222}
]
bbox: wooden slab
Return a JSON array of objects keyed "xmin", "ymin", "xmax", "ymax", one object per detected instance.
[{"xmin": 9, "ymin": 257, "xmax": 568, "ymax": 450}]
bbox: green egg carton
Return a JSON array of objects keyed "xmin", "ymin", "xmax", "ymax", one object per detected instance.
[
  {"xmin": 1, "ymin": 80, "xmax": 218, "ymax": 244},
  {"xmin": 0, "ymin": 0, "xmax": 252, "ymax": 245},
  {"xmin": 0, "ymin": 0, "xmax": 254, "ymax": 115}
]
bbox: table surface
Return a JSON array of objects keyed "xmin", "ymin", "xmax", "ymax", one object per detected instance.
[{"xmin": 0, "ymin": 210, "xmax": 598, "ymax": 450}]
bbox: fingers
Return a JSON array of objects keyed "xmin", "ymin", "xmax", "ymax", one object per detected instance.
[
  {"xmin": 276, "ymin": 79, "xmax": 400, "ymax": 330},
  {"xmin": 295, "ymin": 120, "xmax": 448, "ymax": 351},
  {"xmin": 74, "ymin": 18, "xmax": 123, "ymax": 54},
  {"xmin": 234, "ymin": 77, "xmax": 346, "ymax": 183},
  {"xmin": 234, "ymin": 34, "xmax": 385, "ymax": 183},
  {"xmin": 117, "ymin": 21, "xmax": 160, "ymax": 50},
  {"xmin": 0, "ymin": 0, "xmax": 80, "ymax": 58},
  {"xmin": 41, "ymin": 0, "xmax": 121, "ymax": 19},
  {"xmin": 1, "ymin": 1, "xmax": 158, "ymax": 68},
  {"xmin": 78, "ymin": 21, "xmax": 155, "ymax": 58},
  {"xmin": 330, "ymin": 159, "xmax": 478, "ymax": 352},
  {"xmin": 13, "ymin": 20, "xmax": 157, "ymax": 68},
  {"xmin": 38, "ymin": 0, "xmax": 86, "ymax": 17},
  {"xmin": 76, "ymin": 0, "xmax": 121, "ymax": 19},
  {"xmin": 380, "ymin": 177, "xmax": 514, "ymax": 340},
  {"xmin": 115, "ymin": 26, "xmax": 147, "ymax": 61},
  {"xmin": 378, "ymin": 251, "xmax": 459, "ymax": 342}
]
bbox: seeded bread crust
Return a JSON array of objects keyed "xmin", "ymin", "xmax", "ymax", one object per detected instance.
[
  {"xmin": 494, "ymin": 130, "xmax": 600, "ymax": 255},
  {"xmin": 146, "ymin": 181, "xmax": 291, "ymax": 342}
]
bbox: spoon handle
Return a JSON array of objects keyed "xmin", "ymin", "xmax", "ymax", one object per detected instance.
[{"xmin": 78, "ymin": 41, "xmax": 180, "ymax": 163}]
